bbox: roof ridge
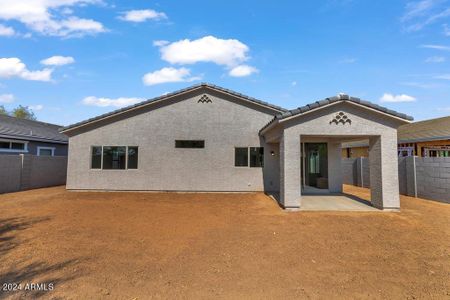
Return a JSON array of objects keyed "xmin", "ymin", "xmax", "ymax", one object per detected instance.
[
  {"xmin": 61, "ymin": 83, "xmax": 288, "ymax": 132},
  {"xmin": 0, "ymin": 114, "xmax": 62, "ymax": 127}
]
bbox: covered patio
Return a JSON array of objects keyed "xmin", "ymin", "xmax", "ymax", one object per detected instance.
[{"xmin": 260, "ymin": 94, "xmax": 413, "ymax": 210}]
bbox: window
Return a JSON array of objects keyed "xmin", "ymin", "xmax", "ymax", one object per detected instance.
[
  {"xmin": 250, "ymin": 147, "xmax": 264, "ymax": 167},
  {"xmin": 103, "ymin": 146, "xmax": 126, "ymax": 169},
  {"xmin": 91, "ymin": 146, "xmax": 138, "ymax": 169},
  {"xmin": 91, "ymin": 146, "xmax": 102, "ymax": 169},
  {"xmin": 0, "ymin": 139, "xmax": 27, "ymax": 152},
  {"xmin": 127, "ymin": 147, "xmax": 138, "ymax": 169},
  {"xmin": 175, "ymin": 140, "xmax": 205, "ymax": 148},
  {"xmin": 235, "ymin": 147, "xmax": 264, "ymax": 167},
  {"xmin": 235, "ymin": 148, "xmax": 249, "ymax": 167},
  {"xmin": 37, "ymin": 147, "xmax": 55, "ymax": 156}
]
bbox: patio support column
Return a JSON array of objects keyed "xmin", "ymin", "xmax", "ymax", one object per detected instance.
[
  {"xmin": 369, "ymin": 134, "xmax": 400, "ymax": 210},
  {"xmin": 280, "ymin": 130, "xmax": 301, "ymax": 209},
  {"xmin": 328, "ymin": 141, "xmax": 343, "ymax": 193}
]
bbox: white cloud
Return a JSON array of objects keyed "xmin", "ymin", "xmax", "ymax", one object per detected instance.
[
  {"xmin": 0, "ymin": 93, "xmax": 14, "ymax": 103},
  {"xmin": 0, "ymin": 24, "xmax": 14, "ymax": 36},
  {"xmin": 0, "ymin": 57, "xmax": 53, "ymax": 81},
  {"xmin": 401, "ymin": 81, "xmax": 441, "ymax": 88},
  {"xmin": 142, "ymin": 67, "xmax": 201, "ymax": 86},
  {"xmin": 425, "ymin": 55, "xmax": 446, "ymax": 62},
  {"xmin": 420, "ymin": 44, "xmax": 450, "ymax": 51},
  {"xmin": 0, "ymin": 0, "xmax": 106, "ymax": 37},
  {"xmin": 379, "ymin": 93, "xmax": 416, "ymax": 102},
  {"xmin": 82, "ymin": 96, "xmax": 143, "ymax": 108},
  {"xmin": 444, "ymin": 24, "xmax": 450, "ymax": 36},
  {"xmin": 229, "ymin": 65, "xmax": 258, "ymax": 77},
  {"xmin": 401, "ymin": 1, "xmax": 450, "ymax": 31},
  {"xmin": 119, "ymin": 9, "xmax": 167, "ymax": 22},
  {"xmin": 29, "ymin": 104, "xmax": 43, "ymax": 111},
  {"xmin": 153, "ymin": 40, "xmax": 169, "ymax": 47},
  {"xmin": 338, "ymin": 57, "xmax": 357, "ymax": 64},
  {"xmin": 157, "ymin": 36, "xmax": 250, "ymax": 67},
  {"xmin": 41, "ymin": 56, "xmax": 75, "ymax": 66},
  {"xmin": 434, "ymin": 74, "xmax": 450, "ymax": 79}
]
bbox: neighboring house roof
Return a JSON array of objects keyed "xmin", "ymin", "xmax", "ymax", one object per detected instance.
[
  {"xmin": 260, "ymin": 93, "xmax": 414, "ymax": 134},
  {"xmin": 398, "ymin": 115, "xmax": 450, "ymax": 143},
  {"xmin": 61, "ymin": 83, "xmax": 288, "ymax": 133},
  {"xmin": 0, "ymin": 114, "xmax": 68, "ymax": 144},
  {"xmin": 342, "ymin": 116, "xmax": 450, "ymax": 148}
]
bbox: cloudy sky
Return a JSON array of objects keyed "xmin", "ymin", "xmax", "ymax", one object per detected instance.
[{"xmin": 0, "ymin": 0, "xmax": 450, "ymax": 125}]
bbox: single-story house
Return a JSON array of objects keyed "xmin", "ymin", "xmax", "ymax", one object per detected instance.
[
  {"xmin": 0, "ymin": 114, "xmax": 68, "ymax": 156},
  {"xmin": 61, "ymin": 83, "xmax": 413, "ymax": 210},
  {"xmin": 342, "ymin": 116, "xmax": 450, "ymax": 158}
]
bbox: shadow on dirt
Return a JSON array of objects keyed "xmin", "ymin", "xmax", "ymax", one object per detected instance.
[{"xmin": 0, "ymin": 217, "xmax": 85, "ymax": 299}]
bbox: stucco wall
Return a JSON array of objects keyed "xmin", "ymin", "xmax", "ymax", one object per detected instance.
[
  {"xmin": 272, "ymin": 102, "xmax": 403, "ymax": 208},
  {"xmin": 66, "ymin": 91, "xmax": 280, "ymax": 192}
]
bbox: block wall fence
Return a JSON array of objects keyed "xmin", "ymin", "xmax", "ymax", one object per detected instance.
[
  {"xmin": 0, "ymin": 154, "xmax": 67, "ymax": 194},
  {"xmin": 342, "ymin": 157, "xmax": 450, "ymax": 203}
]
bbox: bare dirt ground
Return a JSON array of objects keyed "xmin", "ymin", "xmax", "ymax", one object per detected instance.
[{"xmin": 0, "ymin": 185, "xmax": 449, "ymax": 299}]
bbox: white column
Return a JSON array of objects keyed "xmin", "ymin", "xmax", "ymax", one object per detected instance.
[
  {"xmin": 280, "ymin": 130, "xmax": 301, "ymax": 208},
  {"xmin": 327, "ymin": 141, "xmax": 343, "ymax": 193}
]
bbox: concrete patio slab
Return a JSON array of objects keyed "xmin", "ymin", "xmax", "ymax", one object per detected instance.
[{"xmin": 300, "ymin": 194, "xmax": 379, "ymax": 211}]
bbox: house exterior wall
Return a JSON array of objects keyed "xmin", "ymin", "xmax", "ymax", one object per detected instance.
[
  {"xmin": 0, "ymin": 140, "xmax": 68, "ymax": 156},
  {"xmin": 66, "ymin": 92, "xmax": 280, "ymax": 192}
]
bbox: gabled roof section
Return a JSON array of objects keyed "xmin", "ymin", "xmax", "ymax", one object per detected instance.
[
  {"xmin": 0, "ymin": 114, "xmax": 68, "ymax": 144},
  {"xmin": 398, "ymin": 115, "xmax": 450, "ymax": 143},
  {"xmin": 260, "ymin": 93, "xmax": 414, "ymax": 134},
  {"xmin": 61, "ymin": 83, "xmax": 288, "ymax": 133}
]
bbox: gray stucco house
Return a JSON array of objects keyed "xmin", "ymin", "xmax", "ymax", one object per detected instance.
[
  {"xmin": 0, "ymin": 114, "xmax": 68, "ymax": 156},
  {"xmin": 61, "ymin": 83, "xmax": 413, "ymax": 210}
]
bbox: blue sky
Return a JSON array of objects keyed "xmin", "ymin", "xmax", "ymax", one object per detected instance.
[{"xmin": 0, "ymin": 0, "xmax": 450, "ymax": 125}]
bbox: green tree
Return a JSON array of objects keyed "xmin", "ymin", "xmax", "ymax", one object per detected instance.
[
  {"xmin": 0, "ymin": 105, "xmax": 7, "ymax": 115},
  {"xmin": 11, "ymin": 105, "xmax": 37, "ymax": 120}
]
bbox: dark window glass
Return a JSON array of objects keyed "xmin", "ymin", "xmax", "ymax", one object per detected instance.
[
  {"xmin": 91, "ymin": 146, "xmax": 102, "ymax": 169},
  {"xmin": 235, "ymin": 148, "xmax": 248, "ymax": 167},
  {"xmin": 39, "ymin": 149, "xmax": 53, "ymax": 156},
  {"xmin": 103, "ymin": 146, "xmax": 126, "ymax": 169},
  {"xmin": 127, "ymin": 147, "xmax": 138, "ymax": 169},
  {"xmin": 0, "ymin": 141, "xmax": 10, "ymax": 149},
  {"xmin": 175, "ymin": 140, "xmax": 205, "ymax": 148},
  {"xmin": 250, "ymin": 147, "xmax": 264, "ymax": 167},
  {"xmin": 11, "ymin": 142, "xmax": 25, "ymax": 150}
]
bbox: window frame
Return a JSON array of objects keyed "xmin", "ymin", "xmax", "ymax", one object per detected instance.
[
  {"xmin": 0, "ymin": 139, "xmax": 28, "ymax": 153},
  {"xmin": 90, "ymin": 145, "xmax": 138, "ymax": 170},
  {"xmin": 175, "ymin": 140, "xmax": 205, "ymax": 149},
  {"xmin": 234, "ymin": 146, "xmax": 264, "ymax": 168},
  {"xmin": 37, "ymin": 146, "xmax": 55, "ymax": 156}
]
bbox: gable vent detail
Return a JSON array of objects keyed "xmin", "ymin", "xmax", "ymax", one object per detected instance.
[
  {"xmin": 198, "ymin": 94, "xmax": 212, "ymax": 103},
  {"xmin": 330, "ymin": 111, "xmax": 352, "ymax": 125}
]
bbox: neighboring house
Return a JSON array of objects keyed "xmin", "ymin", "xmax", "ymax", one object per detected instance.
[
  {"xmin": 61, "ymin": 83, "xmax": 412, "ymax": 210},
  {"xmin": 342, "ymin": 116, "xmax": 450, "ymax": 158},
  {"xmin": 0, "ymin": 114, "xmax": 68, "ymax": 156}
]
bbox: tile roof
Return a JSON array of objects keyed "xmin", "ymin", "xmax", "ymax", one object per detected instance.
[
  {"xmin": 61, "ymin": 83, "xmax": 288, "ymax": 133},
  {"xmin": 260, "ymin": 93, "xmax": 414, "ymax": 133},
  {"xmin": 0, "ymin": 114, "xmax": 68, "ymax": 143},
  {"xmin": 398, "ymin": 115, "xmax": 450, "ymax": 143}
]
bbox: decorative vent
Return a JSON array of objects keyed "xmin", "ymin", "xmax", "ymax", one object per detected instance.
[
  {"xmin": 198, "ymin": 94, "xmax": 212, "ymax": 103},
  {"xmin": 330, "ymin": 111, "xmax": 351, "ymax": 125}
]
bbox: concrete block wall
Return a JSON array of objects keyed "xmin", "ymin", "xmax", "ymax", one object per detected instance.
[
  {"xmin": 0, "ymin": 155, "xmax": 22, "ymax": 193},
  {"xmin": 0, "ymin": 154, "xmax": 67, "ymax": 194},
  {"xmin": 344, "ymin": 156, "xmax": 450, "ymax": 204},
  {"xmin": 415, "ymin": 157, "xmax": 450, "ymax": 203}
]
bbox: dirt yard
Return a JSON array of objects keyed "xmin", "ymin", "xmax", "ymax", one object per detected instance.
[{"xmin": 0, "ymin": 185, "xmax": 449, "ymax": 299}]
